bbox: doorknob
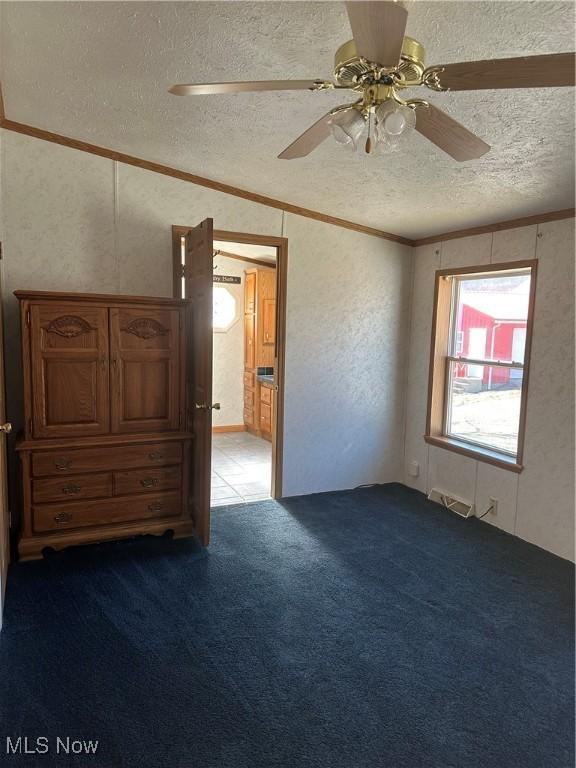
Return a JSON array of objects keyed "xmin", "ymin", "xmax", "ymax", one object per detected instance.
[
  {"xmin": 194, "ymin": 403, "xmax": 221, "ymax": 411},
  {"xmin": 0, "ymin": 423, "xmax": 12, "ymax": 434}
]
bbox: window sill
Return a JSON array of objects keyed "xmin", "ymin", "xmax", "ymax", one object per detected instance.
[{"xmin": 424, "ymin": 435, "xmax": 523, "ymax": 474}]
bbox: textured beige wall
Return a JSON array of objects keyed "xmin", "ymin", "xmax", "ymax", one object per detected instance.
[
  {"xmin": 282, "ymin": 215, "xmax": 413, "ymax": 496},
  {"xmin": 0, "ymin": 130, "xmax": 412, "ymax": 501},
  {"xmin": 0, "ymin": 129, "xmax": 571, "ymax": 561},
  {"xmin": 403, "ymin": 220, "xmax": 575, "ymax": 561}
]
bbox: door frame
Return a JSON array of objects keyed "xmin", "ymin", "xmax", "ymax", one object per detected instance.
[{"xmin": 172, "ymin": 225, "xmax": 287, "ymax": 499}]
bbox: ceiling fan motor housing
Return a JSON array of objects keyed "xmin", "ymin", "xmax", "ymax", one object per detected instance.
[{"xmin": 334, "ymin": 36, "xmax": 426, "ymax": 91}]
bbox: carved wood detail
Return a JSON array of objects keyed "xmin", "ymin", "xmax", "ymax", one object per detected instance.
[
  {"xmin": 16, "ymin": 291, "xmax": 192, "ymax": 560},
  {"xmin": 121, "ymin": 318, "xmax": 170, "ymax": 339},
  {"xmin": 45, "ymin": 315, "xmax": 95, "ymax": 338}
]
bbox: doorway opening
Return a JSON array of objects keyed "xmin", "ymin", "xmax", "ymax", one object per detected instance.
[{"xmin": 173, "ymin": 226, "xmax": 287, "ymax": 508}]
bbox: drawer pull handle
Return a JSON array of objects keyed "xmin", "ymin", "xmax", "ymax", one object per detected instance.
[
  {"xmin": 141, "ymin": 478, "xmax": 159, "ymax": 488},
  {"xmin": 54, "ymin": 511, "xmax": 72, "ymax": 524},
  {"xmin": 54, "ymin": 458, "xmax": 72, "ymax": 471},
  {"xmin": 148, "ymin": 452, "xmax": 164, "ymax": 461},
  {"xmin": 148, "ymin": 502, "xmax": 163, "ymax": 512},
  {"xmin": 62, "ymin": 483, "xmax": 81, "ymax": 495}
]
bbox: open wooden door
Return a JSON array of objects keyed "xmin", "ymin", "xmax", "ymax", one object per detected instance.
[
  {"xmin": 184, "ymin": 219, "xmax": 214, "ymax": 546},
  {"xmin": 0, "ymin": 271, "xmax": 11, "ymax": 627}
]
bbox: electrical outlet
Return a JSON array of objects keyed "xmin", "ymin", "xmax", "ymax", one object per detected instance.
[
  {"xmin": 489, "ymin": 497, "xmax": 498, "ymax": 516},
  {"xmin": 408, "ymin": 461, "xmax": 420, "ymax": 478}
]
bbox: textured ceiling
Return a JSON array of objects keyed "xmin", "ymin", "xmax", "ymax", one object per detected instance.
[
  {"xmin": 1, "ymin": 1, "xmax": 574, "ymax": 238},
  {"xmin": 214, "ymin": 240, "xmax": 277, "ymax": 263}
]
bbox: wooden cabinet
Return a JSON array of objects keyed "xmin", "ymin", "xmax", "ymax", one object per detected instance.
[
  {"xmin": 15, "ymin": 291, "xmax": 194, "ymax": 560},
  {"xmin": 109, "ymin": 306, "xmax": 181, "ymax": 434},
  {"xmin": 263, "ymin": 298, "xmax": 276, "ymax": 347},
  {"xmin": 244, "ymin": 314, "xmax": 255, "ymax": 370},
  {"xmin": 244, "ymin": 271, "xmax": 256, "ymax": 314},
  {"xmin": 255, "ymin": 271, "xmax": 276, "ymax": 368},
  {"xmin": 243, "ymin": 371, "xmax": 256, "ymax": 430},
  {"xmin": 243, "ymin": 268, "xmax": 276, "ymax": 435},
  {"xmin": 259, "ymin": 383, "xmax": 274, "ymax": 441},
  {"xmin": 29, "ymin": 304, "xmax": 110, "ymax": 439}
]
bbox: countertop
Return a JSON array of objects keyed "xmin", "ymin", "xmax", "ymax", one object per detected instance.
[{"xmin": 257, "ymin": 375, "xmax": 275, "ymax": 387}]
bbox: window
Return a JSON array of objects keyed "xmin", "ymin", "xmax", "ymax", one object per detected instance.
[
  {"xmin": 212, "ymin": 286, "xmax": 237, "ymax": 331},
  {"xmin": 426, "ymin": 260, "xmax": 537, "ymax": 471},
  {"xmin": 454, "ymin": 330, "xmax": 464, "ymax": 355}
]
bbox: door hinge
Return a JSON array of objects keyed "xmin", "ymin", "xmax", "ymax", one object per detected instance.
[
  {"xmin": 26, "ymin": 309, "xmax": 31, "ymax": 326},
  {"xmin": 28, "ymin": 418, "xmax": 33, "ymax": 435},
  {"xmin": 0, "ymin": 242, "xmax": 3, "ymax": 260},
  {"xmin": 180, "ymin": 264, "xmax": 186, "ymax": 278}
]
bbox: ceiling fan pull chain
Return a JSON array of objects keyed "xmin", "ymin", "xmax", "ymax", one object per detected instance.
[{"xmin": 365, "ymin": 110, "xmax": 373, "ymax": 154}]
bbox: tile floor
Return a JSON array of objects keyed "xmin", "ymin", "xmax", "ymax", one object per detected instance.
[{"xmin": 211, "ymin": 431, "xmax": 272, "ymax": 506}]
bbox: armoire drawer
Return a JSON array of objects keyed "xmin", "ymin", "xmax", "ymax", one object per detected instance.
[
  {"xmin": 33, "ymin": 491, "xmax": 181, "ymax": 533},
  {"xmin": 260, "ymin": 386, "xmax": 272, "ymax": 405},
  {"xmin": 32, "ymin": 442, "xmax": 183, "ymax": 477},
  {"xmin": 33, "ymin": 473, "xmax": 113, "ymax": 504},
  {"xmin": 113, "ymin": 466, "xmax": 181, "ymax": 496}
]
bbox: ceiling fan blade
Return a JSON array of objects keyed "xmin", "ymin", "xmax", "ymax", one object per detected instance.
[
  {"xmin": 345, "ymin": 1, "xmax": 408, "ymax": 67},
  {"xmin": 424, "ymin": 52, "xmax": 575, "ymax": 91},
  {"xmin": 169, "ymin": 80, "xmax": 330, "ymax": 96},
  {"xmin": 415, "ymin": 104, "xmax": 490, "ymax": 162},
  {"xmin": 278, "ymin": 109, "xmax": 347, "ymax": 160}
]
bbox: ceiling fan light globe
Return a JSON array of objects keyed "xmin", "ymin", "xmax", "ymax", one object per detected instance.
[
  {"xmin": 403, "ymin": 105, "xmax": 417, "ymax": 130},
  {"xmin": 384, "ymin": 110, "xmax": 407, "ymax": 136},
  {"xmin": 329, "ymin": 109, "xmax": 365, "ymax": 147},
  {"xmin": 329, "ymin": 125, "xmax": 358, "ymax": 153},
  {"xmin": 373, "ymin": 132, "xmax": 401, "ymax": 155},
  {"xmin": 375, "ymin": 103, "xmax": 416, "ymax": 145},
  {"xmin": 375, "ymin": 100, "xmax": 395, "ymax": 123},
  {"xmin": 384, "ymin": 135, "xmax": 402, "ymax": 153},
  {"xmin": 330, "ymin": 124, "xmax": 353, "ymax": 146}
]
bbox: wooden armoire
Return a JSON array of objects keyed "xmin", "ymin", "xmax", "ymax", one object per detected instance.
[{"xmin": 15, "ymin": 290, "xmax": 195, "ymax": 560}]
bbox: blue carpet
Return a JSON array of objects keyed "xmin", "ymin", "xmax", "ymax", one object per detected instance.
[{"xmin": 0, "ymin": 483, "xmax": 573, "ymax": 768}]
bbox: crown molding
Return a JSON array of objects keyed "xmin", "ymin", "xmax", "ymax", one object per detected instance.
[
  {"xmin": 0, "ymin": 77, "xmax": 412, "ymax": 247},
  {"xmin": 0, "ymin": 82, "xmax": 573, "ymax": 247},
  {"xmin": 412, "ymin": 208, "xmax": 575, "ymax": 246}
]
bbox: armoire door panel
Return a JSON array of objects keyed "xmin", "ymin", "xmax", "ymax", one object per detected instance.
[
  {"xmin": 30, "ymin": 304, "xmax": 109, "ymax": 438},
  {"xmin": 110, "ymin": 307, "xmax": 180, "ymax": 433},
  {"xmin": 44, "ymin": 360, "xmax": 99, "ymax": 425},
  {"xmin": 122, "ymin": 360, "xmax": 170, "ymax": 420}
]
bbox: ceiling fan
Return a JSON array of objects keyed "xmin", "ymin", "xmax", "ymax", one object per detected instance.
[{"xmin": 169, "ymin": 1, "xmax": 575, "ymax": 162}]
